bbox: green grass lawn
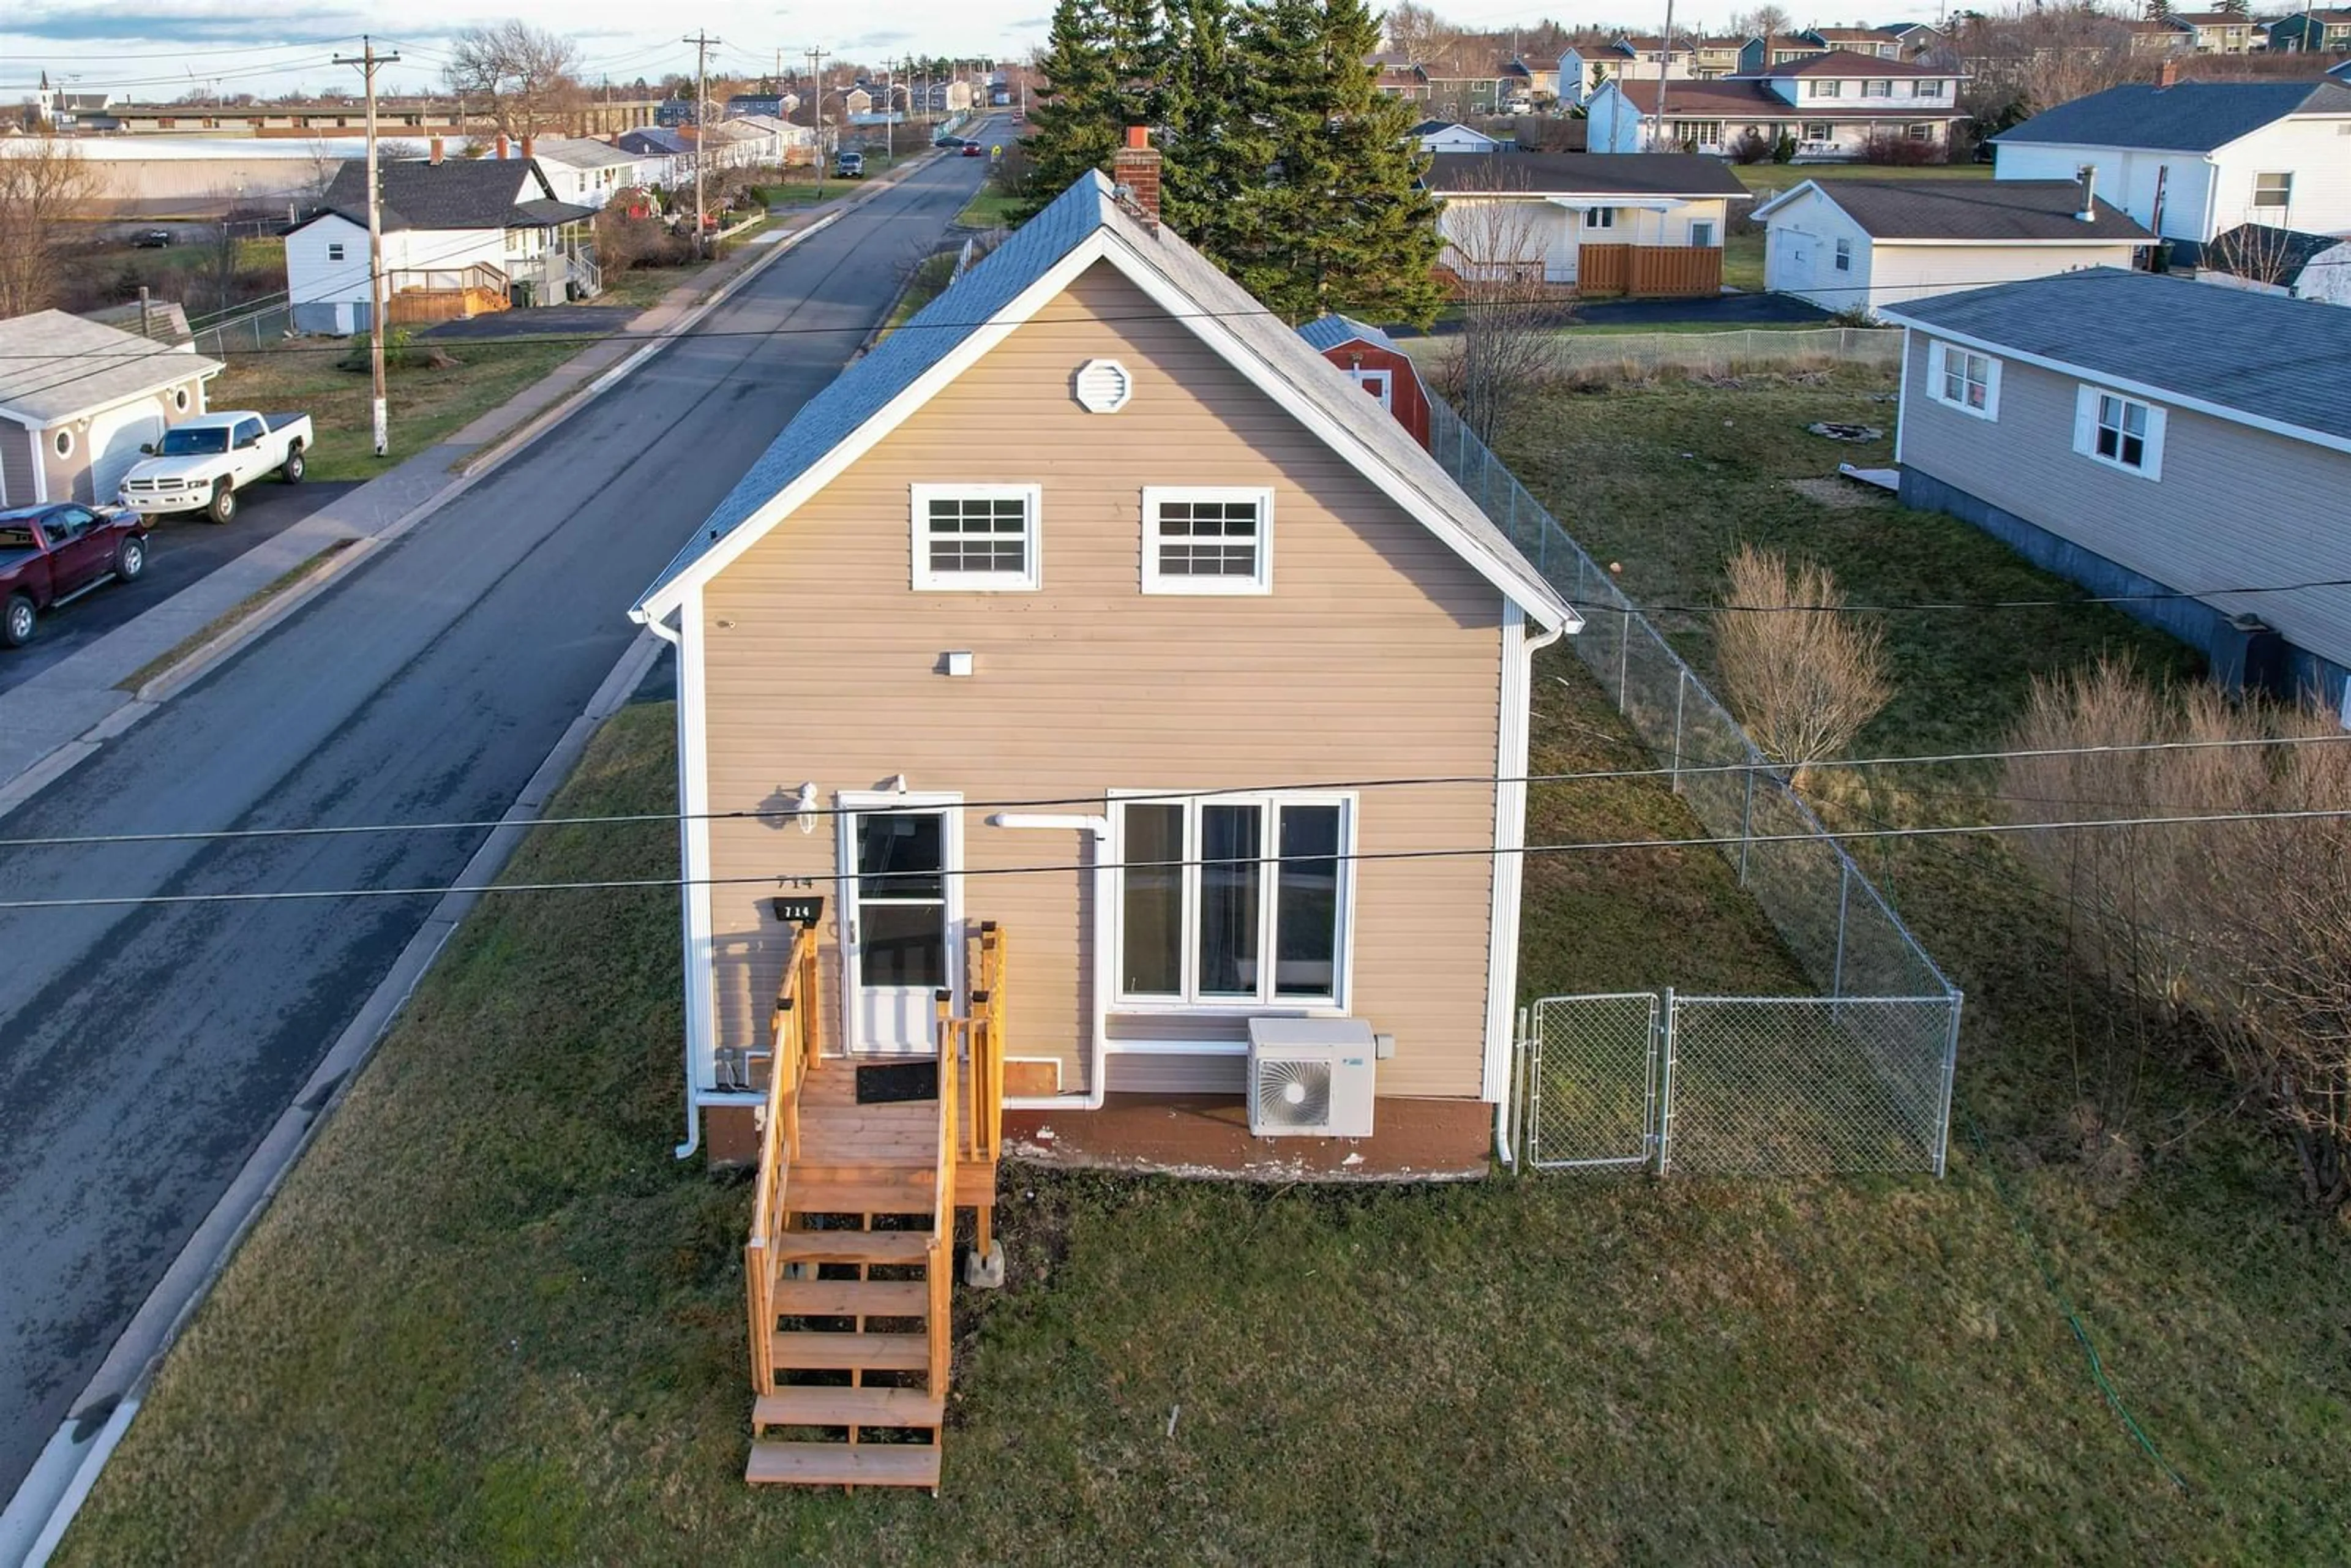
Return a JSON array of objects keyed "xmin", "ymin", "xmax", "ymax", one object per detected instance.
[
  {"xmin": 1736, "ymin": 160, "xmax": 1992, "ymax": 205},
  {"xmin": 956, "ymin": 189, "xmax": 1022, "ymax": 228},
  {"xmin": 1722, "ymin": 226, "xmax": 1764, "ymax": 291},
  {"xmin": 208, "ymin": 336, "xmax": 588, "ymax": 481},
  {"xmin": 52, "ymin": 371, "xmax": 2351, "ymax": 1563}
]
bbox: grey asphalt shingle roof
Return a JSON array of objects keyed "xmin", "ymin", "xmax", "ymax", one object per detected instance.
[
  {"xmin": 1882, "ymin": 268, "xmax": 2351, "ymax": 446},
  {"xmin": 0, "ymin": 310, "xmax": 222, "ymax": 425},
  {"xmin": 1777, "ymin": 179, "xmax": 2154, "ymax": 242},
  {"xmin": 1992, "ymin": 79, "xmax": 2351, "ymax": 152},
  {"xmin": 634, "ymin": 173, "xmax": 1573, "ymax": 628},
  {"xmin": 1422, "ymin": 151, "xmax": 1748, "ymax": 198},
  {"xmin": 316, "ymin": 157, "xmax": 574, "ymax": 231},
  {"xmin": 618, "ymin": 127, "xmax": 693, "ymax": 156}
]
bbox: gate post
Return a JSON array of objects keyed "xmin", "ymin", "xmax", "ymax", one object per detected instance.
[
  {"xmin": 1831, "ymin": 859, "xmax": 1851, "ymax": 1005},
  {"xmin": 1654, "ymin": 987, "xmax": 1676, "ymax": 1176},
  {"xmin": 1515, "ymin": 1004, "xmax": 1534, "ymax": 1167}
]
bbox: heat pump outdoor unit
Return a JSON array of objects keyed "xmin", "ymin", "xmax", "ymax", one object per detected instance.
[{"xmin": 1246, "ymin": 1018, "xmax": 1377, "ymax": 1138}]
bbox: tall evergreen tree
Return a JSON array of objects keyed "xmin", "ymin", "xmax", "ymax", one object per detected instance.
[
  {"xmin": 1021, "ymin": 0, "xmax": 1124, "ymax": 213},
  {"xmin": 1160, "ymin": 0, "xmax": 1270, "ymax": 258},
  {"xmin": 1234, "ymin": 0, "xmax": 1444, "ymax": 324}
]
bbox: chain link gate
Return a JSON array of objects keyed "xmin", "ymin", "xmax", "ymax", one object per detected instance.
[{"xmin": 1520, "ymin": 992, "xmax": 1669, "ymax": 1170}]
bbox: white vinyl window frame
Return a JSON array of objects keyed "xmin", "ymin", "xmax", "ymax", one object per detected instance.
[
  {"xmin": 1108, "ymin": 789, "xmax": 1357, "ymax": 1015},
  {"xmin": 2252, "ymin": 171, "xmax": 2292, "ymax": 209},
  {"xmin": 1141, "ymin": 485, "xmax": 1275, "ymax": 595},
  {"xmin": 1928, "ymin": 340, "xmax": 2001, "ymax": 420},
  {"xmin": 1585, "ymin": 205, "xmax": 1616, "ymax": 229},
  {"xmin": 1689, "ymin": 219, "xmax": 1717, "ymax": 247},
  {"xmin": 326, "ymin": 241, "xmax": 346, "ymax": 262},
  {"xmin": 2072, "ymin": 384, "xmax": 2165, "ymax": 481},
  {"xmin": 909, "ymin": 482, "xmax": 1043, "ymax": 591},
  {"xmin": 1834, "ymin": 237, "xmax": 1853, "ymax": 272},
  {"xmin": 1916, "ymin": 78, "xmax": 1945, "ymax": 97},
  {"xmin": 1864, "ymin": 78, "xmax": 1893, "ymax": 97}
]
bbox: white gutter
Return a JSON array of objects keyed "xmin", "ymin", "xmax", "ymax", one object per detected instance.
[
  {"xmin": 986, "ymin": 812, "xmax": 1112, "ymax": 1109},
  {"xmin": 1490, "ymin": 613, "xmax": 1570, "ymax": 1168},
  {"xmin": 638, "ymin": 609, "xmax": 703, "ymax": 1161}
]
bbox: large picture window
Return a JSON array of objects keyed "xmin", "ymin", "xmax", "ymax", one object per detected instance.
[
  {"xmin": 1116, "ymin": 794, "xmax": 1352, "ymax": 1008},
  {"xmin": 910, "ymin": 483, "xmax": 1041, "ymax": 591}
]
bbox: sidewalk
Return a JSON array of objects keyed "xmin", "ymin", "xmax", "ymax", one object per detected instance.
[{"xmin": 0, "ymin": 160, "xmax": 932, "ymax": 820}]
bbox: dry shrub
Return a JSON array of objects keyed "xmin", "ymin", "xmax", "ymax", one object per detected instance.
[
  {"xmin": 1711, "ymin": 544, "xmax": 1892, "ymax": 786},
  {"xmin": 2007, "ymin": 658, "xmax": 2351, "ymax": 1210}
]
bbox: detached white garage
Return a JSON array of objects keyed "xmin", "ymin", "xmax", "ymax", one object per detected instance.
[
  {"xmin": 1755, "ymin": 179, "xmax": 2153, "ymax": 319},
  {"xmin": 0, "ymin": 311, "xmax": 220, "ymax": 508}
]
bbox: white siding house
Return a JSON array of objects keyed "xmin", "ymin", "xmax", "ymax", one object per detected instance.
[
  {"xmin": 1992, "ymin": 79, "xmax": 2351, "ymax": 252},
  {"xmin": 530, "ymin": 137, "xmax": 640, "ymax": 210},
  {"xmin": 1588, "ymin": 50, "xmax": 1968, "ymax": 159},
  {"xmin": 1423, "ymin": 152, "xmax": 1744, "ymax": 291},
  {"xmin": 1755, "ymin": 179, "xmax": 2151, "ymax": 316}
]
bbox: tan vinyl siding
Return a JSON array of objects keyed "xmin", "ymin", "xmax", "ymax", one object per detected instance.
[
  {"xmin": 1902, "ymin": 339, "xmax": 2351, "ymax": 667},
  {"xmin": 700, "ymin": 261, "xmax": 1508, "ymax": 1101}
]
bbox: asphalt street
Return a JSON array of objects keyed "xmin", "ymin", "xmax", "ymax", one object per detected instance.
[
  {"xmin": 0, "ymin": 129, "xmax": 1000, "ymax": 1500},
  {"xmin": 0, "ymin": 482, "xmax": 361, "ymax": 694}
]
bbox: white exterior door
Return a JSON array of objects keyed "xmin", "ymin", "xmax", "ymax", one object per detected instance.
[
  {"xmin": 836, "ymin": 793, "xmax": 963, "ymax": 1056},
  {"xmin": 86, "ymin": 404, "xmax": 164, "ymax": 505}
]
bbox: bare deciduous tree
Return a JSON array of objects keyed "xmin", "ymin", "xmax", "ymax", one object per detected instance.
[
  {"xmin": 1711, "ymin": 544, "xmax": 1892, "ymax": 786},
  {"xmin": 1426, "ymin": 176, "xmax": 1570, "ymax": 446},
  {"xmin": 2008, "ymin": 659, "xmax": 2351, "ymax": 1210},
  {"xmin": 1952, "ymin": 4, "xmax": 2140, "ymax": 136},
  {"xmin": 1736, "ymin": 6, "xmax": 1793, "ymax": 40},
  {"xmin": 443, "ymin": 21, "xmax": 583, "ymax": 141},
  {"xmin": 2205, "ymin": 223, "xmax": 2305, "ymax": 291},
  {"xmin": 0, "ymin": 140, "xmax": 94, "ymax": 317},
  {"xmin": 1384, "ymin": 2, "xmax": 1459, "ymax": 61}
]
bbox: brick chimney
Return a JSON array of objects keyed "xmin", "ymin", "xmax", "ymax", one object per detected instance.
[
  {"xmin": 2156, "ymin": 58, "xmax": 2180, "ymax": 89},
  {"xmin": 496, "ymin": 132, "xmax": 511, "ymax": 159},
  {"xmin": 522, "ymin": 133, "xmax": 535, "ymax": 160},
  {"xmin": 1111, "ymin": 126, "xmax": 1161, "ymax": 228},
  {"xmin": 429, "ymin": 136, "xmax": 444, "ymax": 164}
]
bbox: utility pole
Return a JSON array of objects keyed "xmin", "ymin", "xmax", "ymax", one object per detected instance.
[
  {"xmin": 334, "ymin": 36, "xmax": 399, "ymax": 458},
  {"xmin": 807, "ymin": 47, "xmax": 831, "ymax": 198},
  {"xmin": 684, "ymin": 31, "xmax": 721, "ymax": 257},
  {"xmin": 1652, "ymin": 0, "xmax": 1676, "ymax": 154}
]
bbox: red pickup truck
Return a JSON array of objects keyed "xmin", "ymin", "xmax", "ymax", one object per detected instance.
[{"xmin": 0, "ymin": 502, "xmax": 151, "ymax": 649}]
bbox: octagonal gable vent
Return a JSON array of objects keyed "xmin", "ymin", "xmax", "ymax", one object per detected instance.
[{"xmin": 1073, "ymin": 358, "xmax": 1133, "ymax": 414}]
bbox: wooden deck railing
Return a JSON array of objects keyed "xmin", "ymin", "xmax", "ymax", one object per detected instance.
[
  {"xmin": 964, "ymin": 924, "xmax": 1007, "ymax": 1163},
  {"xmin": 929, "ymin": 988, "xmax": 961, "ymax": 1397},
  {"xmin": 743, "ymin": 925, "xmax": 822, "ymax": 1397}
]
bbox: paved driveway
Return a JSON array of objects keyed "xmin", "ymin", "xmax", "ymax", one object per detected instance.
[
  {"xmin": 0, "ymin": 133, "xmax": 1000, "ymax": 1504},
  {"xmin": 0, "ymin": 483, "xmax": 359, "ymax": 695}
]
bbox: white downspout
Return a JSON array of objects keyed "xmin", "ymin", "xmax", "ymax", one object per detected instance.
[
  {"xmin": 634, "ymin": 606, "xmax": 702, "ymax": 1161},
  {"xmin": 986, "ymin": 812, "xmax": 1112, "ymax": 1109},
  {"xmin": 1492, "ymin": 615, "xmax": 1570, "ymax": 1168}
]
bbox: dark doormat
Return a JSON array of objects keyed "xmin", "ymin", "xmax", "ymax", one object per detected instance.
[{"xmin": 856, "ymin": 1060, "xmax": 940, "ymax": 1105}]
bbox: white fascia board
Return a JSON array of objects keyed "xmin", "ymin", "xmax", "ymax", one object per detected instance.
[
  {"xmin": 1092, "ymin": 230, "xmax": 1580, "ymax": 632},
  {"xmin": 1875, "ymin": 311, "xmax": 2351, "ymax": 457},
  {"xmin": 1869, "ymin": 236, "xmax": 2152, "ymax": 247},
  {"xmin": 633, "ymin": 230, "xmax": 1115, "ymax": 623}
]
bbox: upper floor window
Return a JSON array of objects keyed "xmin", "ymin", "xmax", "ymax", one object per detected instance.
[
  {"xmin": 1929, "ymin": 341, "xmax": 2000, "ymax": 419},
  {"xmin": 910, "ymin": 483, "xmax": 1041, "ymax": 590},
  {"xmin": 2254, "ymin": 171, "xmax": 2292, "ymax": 208},
  {"xmin": 1143, "ymin": 487, "xmax": 1273, "ymax": 595},
  {"xmin": 1812, "ymin": 79, "xmax": 1844, "ymax": 97},
  {"xmin": 1916, "ymin": 78, "xmax": 1945, "ymax": 97},
  {"xmin": 2074, "ymin": 387, "xmax": 2165, "ymax": 479},
  {"xmin": 1834, "ymin": 237, "xmax": 1853, "ymax": 271},
  {"xmin": 1864, "ymin": 78, "xmax": 1893, "ymax": 97},
  {"xmin": 326, "ymin": 241, "xmax": 346, "ymax": 261}
]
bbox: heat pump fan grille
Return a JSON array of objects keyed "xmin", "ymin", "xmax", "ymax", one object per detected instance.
[{"xmin": 1255, "ymin": 1057, "xmax": 1332, "ymax": 1128}]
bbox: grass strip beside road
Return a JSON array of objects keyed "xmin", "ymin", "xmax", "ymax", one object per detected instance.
[
  {"xmin": 115, "ymin": 537, "xmax": 359, "ymax": 694},
  {"xmin": 212, "ymin": 337, "xmax": 588, "ymax": 482}
]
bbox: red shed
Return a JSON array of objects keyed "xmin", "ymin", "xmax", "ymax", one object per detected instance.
[{"xmin": 1298, "ymin": 313, "xmax": 1433, "ymax": 451}]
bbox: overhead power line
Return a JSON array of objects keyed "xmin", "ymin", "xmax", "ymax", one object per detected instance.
[{"xmin": 4, "ymin": 731, "xmax": 2347, "ymax": 853}]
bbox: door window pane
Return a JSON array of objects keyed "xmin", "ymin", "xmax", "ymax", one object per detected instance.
[
  {"xmin": 857, "ymin": 812, "xmax": 943, "ymax": 898},
  {"xmin": 1197, "ymin": 805, "xmax": 1262, "ymax": 997},
  {"xmin": 860, "ymin": 902, "xmax": 945, "ymax": 988},
  {"xmin": 1120, "ymin": 803, "xmax": 1184, "ymax": 996},
  {"xmin": 1274, "ymin": 805, "xmax": 1342, "ymax": 999}
]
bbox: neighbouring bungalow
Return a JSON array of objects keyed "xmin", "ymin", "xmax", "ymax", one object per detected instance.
[
  {"xmin": 628, "ymin": 132, "xmax": 1578, "ymax": 1488},
  {"xmin": 0, "ymin": 311, "xmax": 221, "ymax": 507},
  {"xmin": 1422, "ymin": 151, "xmax": 1748, "ymax": 297},
  {"xmin": 1886, "ymin": 269, "xmax": 2351, "ymax": 697},
  {"xmin": 1589, "ymin": 50, "xmax": 1970, "ymax": 160},
  {"xmin": 1753, "ymin": 177, "xmax": 2153, "ymax": 316}
]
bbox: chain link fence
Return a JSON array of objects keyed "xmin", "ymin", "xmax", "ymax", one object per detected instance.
[
  {"xmin": 1425, "ymin": 393, "xmax": 1963, "ymax": 1177},
  {"xmin": 193, "ymin": 303, "xmax": 293, "ymax": 358},
  {"xmin": 1543, "ymin": 326, "xmax": 1902, "ymax": 378}
]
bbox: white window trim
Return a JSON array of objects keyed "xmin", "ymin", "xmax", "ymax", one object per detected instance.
[
  {"xmin": 1141, "ymin": 485, "xmax": 1275, "ymax": 596},
  {"xmin": 52, "ymin": 427, "xmax": 74, "ymax": 459},
  {"xmin": 2072, "ymin": 384, "xmax": 2166, "ymax": 481},
  {"xmin": 2252, "ymin": 171, "xmax": 2292, "ymax": 208},
  {"xmin": 1108, "ymin": 789, "xmax": 1357, "ymax": 1016},
  {"xmin": 1834, "ymin": 237, "xmax": 1853, "ymax": 272},
  {"xmin": 1689, "ymin": 219, "xmax": 1717, "ymax": 247},
  {"xmin": 910, "ymin": 481, "xmax": 1042, "ymax": 592},
  {"xmin": 1927, "ymin": 340, "xmax": 2001, "ymax": 421}
]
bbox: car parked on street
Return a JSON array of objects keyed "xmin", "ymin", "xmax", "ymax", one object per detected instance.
[
  {"xmin": 130, "ymin": 228, "xmax": 175, "ymax": 249},
  {"xmin": 0, "ymin": 502, "xmax": 151, "ymax": 648},
  {"xmin": 116, "ymin": 410, "xmax": 313, "ymax": 523}
]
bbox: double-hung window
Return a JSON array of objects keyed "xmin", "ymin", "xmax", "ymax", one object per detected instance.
[
  {"xmin": 910, "ymin": 483, "xmax": 1041, "ymax": 590},
  {"xmin": 1116, "ymin": 794, "xmax": 1352, "ymax": 1009},
  {"xmin": 1916, "ymin": 78, "xmax": 1944, "ymax": 97},
  {"xmin": 2074, "ymin": 386, "xmax": 2165, "ymax": 479},
  {"xmin": 1864, "ymin": 78, "xmax": 1892, "ymax": 98},
  {"xmin": 1813, "ymin": 80, "xmax": 1843, "ymax": 99},
  {"xmin": 1929, "ymin": 341, "xmax": 1999, "ymax": 419},
  {"xmin": 2253, "ymin": 171, "xmax": 2292, "ymax": 209},
  {"xmin": 1142, "ymin": 486, "xmax": 1273, "ymax": 593},
  {"xmin": 1834, "ymin": 238, "xmax": 1853, "ymax": 272}
]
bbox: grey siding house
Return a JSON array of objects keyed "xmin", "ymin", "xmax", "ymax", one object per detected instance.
[{"xmin": 1883, "ymin": 269, "xmax": 2351, "ymax": 698}]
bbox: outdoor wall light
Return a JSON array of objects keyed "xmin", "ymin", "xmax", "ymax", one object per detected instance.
[{"xmin": 942, "ymin": 650, "xmax": 976, "ymax": 678}]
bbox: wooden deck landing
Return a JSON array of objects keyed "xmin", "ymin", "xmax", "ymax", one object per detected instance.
[{"xmin": 798, "ymin": 1057, "xmax": 998, "ymax": 1203}]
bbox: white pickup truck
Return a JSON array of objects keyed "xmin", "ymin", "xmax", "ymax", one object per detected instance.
[{"xmin": 116, "ymin": 411, "xmax": 313, "ymax": 523}]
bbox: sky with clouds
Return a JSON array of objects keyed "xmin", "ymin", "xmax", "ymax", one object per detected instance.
[{"xmin": 3, "ymin": 4, "xmax": 1904, "ymax": 102}]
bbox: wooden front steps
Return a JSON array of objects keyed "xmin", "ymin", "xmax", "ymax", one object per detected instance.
[
  {"xmin": 746, "ymin": 1441, "xmax": 942, "ymax": 1490},
  {"xmin": 769, "ymin": 1328, "xmax": 930, "ymax": 1372},
  {"xmin": 755, "ymin": 1386, "xmax": 944, "ymax": 1430}
]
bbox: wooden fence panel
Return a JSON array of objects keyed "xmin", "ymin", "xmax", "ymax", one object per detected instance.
[{"xmin": 1572, "ymin": 244, "xmax": 1720, "ymax": 299}]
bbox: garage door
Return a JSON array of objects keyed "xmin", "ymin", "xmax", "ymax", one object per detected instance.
[{"xmin": 86, "ymin": 403, "xmax": 166, "ymax": 505}]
